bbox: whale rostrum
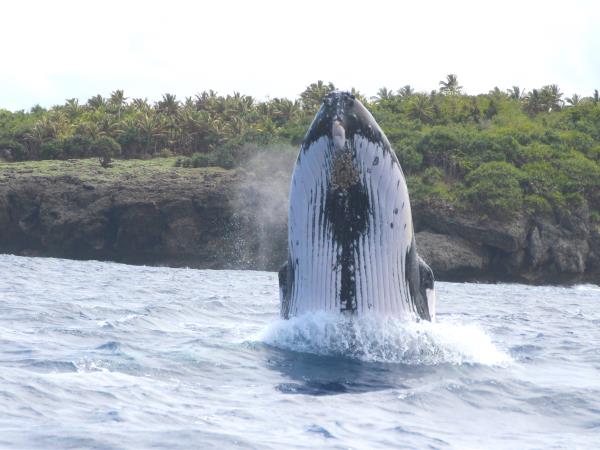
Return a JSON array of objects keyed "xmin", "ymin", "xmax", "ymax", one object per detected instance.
[{"xmin": 279, "ymin": 91, "xmax": 435, "ymax": 321}]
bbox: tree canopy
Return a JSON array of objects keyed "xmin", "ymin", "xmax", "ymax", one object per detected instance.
[{"xmin": 1, "ymin": 75, "xmax": 599, "ymax": 222}]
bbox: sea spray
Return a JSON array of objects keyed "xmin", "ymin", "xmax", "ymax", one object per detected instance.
[{"xmin": 258, "ymin": 312, "xmax": 512, "ymax": 366}]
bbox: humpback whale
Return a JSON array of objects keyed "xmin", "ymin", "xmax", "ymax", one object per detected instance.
[{"xmin": 279, "ymin": 91, "xmax": 435, "ymax": 321}]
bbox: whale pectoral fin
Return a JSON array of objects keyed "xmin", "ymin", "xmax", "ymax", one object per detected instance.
[
  {"xmin": 278, "ymin": 261, "xmax": 291, "ymax": 319},
  {"xmin": 418, "ymin": 257, "xmax": 436, "ymax": 321}
]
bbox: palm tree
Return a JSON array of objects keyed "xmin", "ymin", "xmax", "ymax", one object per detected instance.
[
  {"xmin": 178, "ymin": 109, "xmax": 210, "ymax": 153},
  {"xmin": 488, "ymin": 87, "xmax": 508, "ymax": 100},
  {"xmin": 30, "ymin": 104, "xmax": 46, "ymax": 115},
  {"xmin": 64, "ymin": 98, "xmax": 80, "ymax": 118},
  {"xmin": 227, "ymin": 116, "xmax": 246, "ymax": 136},
  {"xmin": 241, "ymin": 95, "xmax": 255, "ymax": 113},
  {"xmin": 87, "ymin": 94, "xmax": 106, "ymax": 110},
  {"xmin": 540, "ymin": 84, "xmax": 563, "ymax": 111},
  {"xmin": 270, "ymin": 98, "xmax": 300, "ymax": 124},
  {"xmin": 408, "ymin": 94, "xmax": 433, "ymax": 123},
  {"xmin": 74, "ymin": 121, "xmax": 104, "ymax": 141},
  {"xmin": 566, "ymin": 94, "xmax": 582, "ymax": 107},
  {"xmin": 398, "ymin": 85, "xmax": 415, "ymax": 98},
  {"xmin": 109, "ymin": 90, "xmax": 127, "ymax": 118},
  {"xmin": 131, "ymin": 97, "xmax": 151, "ymax": 112},
  {"xmin": 97, "ymin": 114, "xmax": 120, "ymax": 138},
  {"xmin": 195, "ymin": 90, "xmax": 219, "ymax": 112},
  {"xmin": 183, "ymin": 96, "xmax": 195, "ymax": 110},
  {"xmin": 225, "ymin": 92, "xmax": 255, "ymax": 116},
  {"xmin": 439, "ymin": 74, "xmax": 462, "ymax": 95},
  {"xmin": 373, "ymin": 87, "xmax": 394, "ymax": 102},
  {"xmin": 136, "ymin": 113, "xmax": 166, "ymax": 154},
  {"xmin": 507, "ymin": 86, "xmax": 526, "ymax": 101},
  {"xmin": 157, "ymin": 93, "xmax": 180, "ymax": 116},
  {"xmin": 23, "ymin": 113, "xmax": 69, "ymax": 156},
  {"xmin": 524, "ymin": 89, "xmax": 544, "ymax": 116},
  {"xmin": 300, "ymin": 81, "xmax": 335, "ymax": 111}
]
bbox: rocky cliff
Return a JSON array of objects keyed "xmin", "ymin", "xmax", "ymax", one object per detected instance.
[{"xmin": 1, "ymin": 164, "xmax": 598, "ymax": 284}]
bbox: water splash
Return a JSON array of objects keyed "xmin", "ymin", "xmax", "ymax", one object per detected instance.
[{"xmin": 259, "ymin": 312, "xmax": 512, "ymax": 366}]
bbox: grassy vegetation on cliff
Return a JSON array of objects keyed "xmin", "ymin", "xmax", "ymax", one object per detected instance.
[
  {"xmin": 0, "ymin": 157, "xmax": 225, "ymax": 184},
  {"xmin": 1, "ymin": 77, "xmax": 600, "ymax": 222}
]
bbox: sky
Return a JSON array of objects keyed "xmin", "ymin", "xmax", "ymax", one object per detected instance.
[{"xmin": 1, "ymin": 0, "xmax": 599, "ymax": 111}]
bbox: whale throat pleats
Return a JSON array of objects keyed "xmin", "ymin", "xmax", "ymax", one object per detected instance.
[{"xmin": 280, "ymin": 91, "xmax": 434, "ymax": 321}]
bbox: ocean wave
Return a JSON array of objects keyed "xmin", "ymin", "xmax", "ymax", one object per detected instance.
[{"xmin": 258, "ymin": 312, "xmax": 512, "ymax": 366}]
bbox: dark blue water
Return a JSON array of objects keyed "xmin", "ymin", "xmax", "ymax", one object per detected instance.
[{"xmin": 1, "ymin": 254, "xmax": 599, "ymax": 449}]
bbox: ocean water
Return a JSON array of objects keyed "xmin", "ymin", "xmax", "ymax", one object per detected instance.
[{"xmin": 0, "ymin": 254, "xmax": 599, "ymax": 449}]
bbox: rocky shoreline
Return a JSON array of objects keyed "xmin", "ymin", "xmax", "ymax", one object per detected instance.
[{"xmin": 1, "ymin": 165, "xmax": 598, "ymax": 285}]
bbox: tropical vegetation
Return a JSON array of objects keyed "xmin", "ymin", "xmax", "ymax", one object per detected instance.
[{"xmin": 1, "ymin": 76, "xmax": 599, "ymax": 221}]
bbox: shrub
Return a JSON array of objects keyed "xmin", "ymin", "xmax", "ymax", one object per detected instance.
[
  {"xmin": 394, "ymin": 144, "xmax": 422, "ymax": 174},
  {"xmin": 416, "ymin": 127, "xmax": 461, "ymax": 167},
  {"xmin": 40, "ymin": 140, "xmax": 64, "ymax": 160},
  {"xmin": 464, "ymin": 130, "xmax": 519, "ymax": 165},
  {"xmin": 421, "ymin": 167, "xmax": 444, "ymax": 185},
  {"xmin": 553, "ymin": 154, "xmax": 600, "ymax": 196},
  {"xmin": 158, "ymin": 148, "xmax": 173, "ymax": 158},
  {"xmin": 0, "ymin": 139, "xmax": 27, "ymax": 161},
  {"xmin": 465, "ymin": 161, "xmax": 524, "ymax": 217},
  {"xmin": 524, "ymin": 194, "xmax": 553, "ymax": 214},
  {"xmin": 521, "ymin": 162, "xmax": 558, "ymax": 197},
  {"xmin": 585, "ymin": 144, "xmax": 600, "ymax": 161},
  {"xmin": 62, "ymin": 135, "xmax": 94, "ymax": 158},
  {"xmin": 174, "ymin": 149, "xmax": 236, "ymax": 170},
  {"xmin": 94, "ymin": 136, "xmax": 121, "ymax": 168},
  {"xmin": 558, "ymin": 130, "xmax": 594, "ymax": 153},
  {"xmin": 190, "ymin": 153, "xmax": 213, "ymax": 167}
]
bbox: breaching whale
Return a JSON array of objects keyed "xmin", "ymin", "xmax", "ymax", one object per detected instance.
[{"xmin": 279, "ymin": 91, "xmax": 435, "ymax": 321}]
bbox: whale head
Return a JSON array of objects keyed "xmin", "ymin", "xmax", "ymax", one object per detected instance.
[{"xmin": 304, "ymin": 91, "xmax": 388, "ymax": 152}]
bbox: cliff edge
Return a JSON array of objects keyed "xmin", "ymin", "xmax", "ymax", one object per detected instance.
[{"xmin": 1, "ymin": 159, "xmax": 598, "ymax": 284}]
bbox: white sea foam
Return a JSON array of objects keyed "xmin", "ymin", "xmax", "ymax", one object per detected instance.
[
  {"xmin": 574, "ymin": 284, "xmax": 600, "ymax": 292},
  {"xmin": 259, "ymin": 312, "xmax": 512, "ymax": 366}
]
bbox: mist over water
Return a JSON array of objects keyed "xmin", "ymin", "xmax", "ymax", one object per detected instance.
[
  {"xmin": 1, "ymin": 254, "xmax": 599, "ymax": 449},
  {"xmin": 228, "ymin": 144, "xmax": 297, "ymax": 269}
]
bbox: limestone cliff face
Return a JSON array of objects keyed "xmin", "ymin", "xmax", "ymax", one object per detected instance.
[
  {"xmin": 413, "ymin": 197, "xmax": 600, "ymax": 284},
  {"xmin": 0, "ymin": 171, "xmax": 286, "ymax": 271},
  {"xmin": 0, "ymin": 170, "xmax": 598, "ymax": 284}
]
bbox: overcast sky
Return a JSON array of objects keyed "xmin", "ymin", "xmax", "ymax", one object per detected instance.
[{"xmin": 1, "ymin": 0, "xmax": 598, "ymax": 111}]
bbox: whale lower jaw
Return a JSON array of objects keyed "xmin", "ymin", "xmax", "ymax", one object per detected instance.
[{"xmin": 281, "ymin": 134, "xmax": 421, "ymax": 319}]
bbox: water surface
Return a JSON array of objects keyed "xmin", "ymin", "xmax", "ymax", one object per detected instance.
[{"xmin": 0, "ymin": 255, "xmax": 599, "ymax": 448}]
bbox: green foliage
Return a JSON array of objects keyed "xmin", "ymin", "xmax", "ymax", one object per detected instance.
[
  {"xmin": 95, "ymin": 136, "xmax": 121, "ymax": 168},
  {"xmin": 523, "ymin": 195, "xmax": 553, "ymax": 214},
  {"xmin": 176, "ymin": 149, "xmax": 235, "ymax": 170},
  {"xmin": 465, "ymin": 162, "xmax": 524, "ymax": 217},
  {"xmin": 395, "ymin": 145, "xmax": 423, "ymax": 174},
  {"xmin": 1, "ymin": 80, "xmax": 599, "ymax": 223},
  {"xmin": 40, "ymin": 140, "xmax": 64, "ymax": 160},
  {"xmin": 0, "ymin": 139, "xmax": 26, "ymax": 161}
]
